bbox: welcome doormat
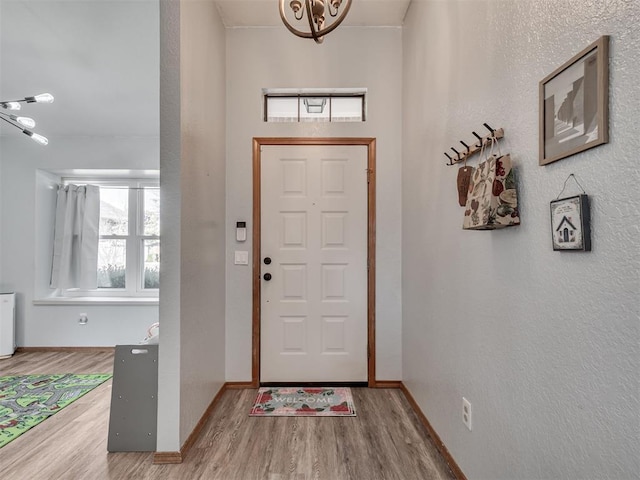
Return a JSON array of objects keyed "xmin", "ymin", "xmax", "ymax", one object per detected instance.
[
  {"xmin": 249, "ymin": 387, "xmax": 356, "ymax": 417},
  {"xmin": 0, "ymin": 373, "xmax": 112, "ymax": 448}
]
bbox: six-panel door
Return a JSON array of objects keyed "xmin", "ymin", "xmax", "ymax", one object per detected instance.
[{"xmin": 260, "ymin": 145, "xmax": 368, "ymax": 382}]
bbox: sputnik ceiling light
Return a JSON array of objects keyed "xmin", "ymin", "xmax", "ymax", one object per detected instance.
[
  {"xmin": 0, "ymin": 93, "xmax": 54, "ymax": 145},
  {"xmin": 279, "ymin": 0, "xmax": 352, "ymax": 44}
]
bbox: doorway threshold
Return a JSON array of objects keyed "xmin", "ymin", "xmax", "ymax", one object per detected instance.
[{"xmin": 260, "ymin": 381, "xmax": 368, "ymax": 388}]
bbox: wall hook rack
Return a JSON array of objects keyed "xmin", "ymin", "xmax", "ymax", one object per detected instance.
[{"xmin": 445, "ymin": 124, "xmax": 505, "ymax": 166}]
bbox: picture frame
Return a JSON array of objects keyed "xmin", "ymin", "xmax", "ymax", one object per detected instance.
[
  {"xmin": 539, "ymin": 36, "xmax": 609, "ymax": 166},
  {"xmin": 550, "ymin": 195, "xmax": 591, "ymax": 251}
]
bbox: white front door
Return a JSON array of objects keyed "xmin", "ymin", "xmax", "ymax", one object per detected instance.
[{"xmin": 260, "ymin": 144, "xmax": 368, "ymax": 382}]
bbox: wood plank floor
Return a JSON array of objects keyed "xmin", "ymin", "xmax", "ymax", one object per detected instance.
[{"xmin": 0, "ymin": 351, "xmax": 455, "ymax": 480}]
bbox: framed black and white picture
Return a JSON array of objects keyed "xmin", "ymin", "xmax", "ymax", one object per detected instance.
[
  {"xmin": 539, "ymin": 36, "xmax": 609, "ymax": 166},
  {"xmin": 550, "ymin": 195, "xmax": 591, "ymax": 251}
]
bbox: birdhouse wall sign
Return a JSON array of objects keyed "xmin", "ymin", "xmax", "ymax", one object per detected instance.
[{"xmin": 550, "ymin": 194, "xmax": 591, "ymax": 251}]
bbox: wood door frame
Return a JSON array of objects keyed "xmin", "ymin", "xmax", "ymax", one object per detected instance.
[{"xmin": 252, "ymin": 137, "xmax": 377, "ymax": 387}]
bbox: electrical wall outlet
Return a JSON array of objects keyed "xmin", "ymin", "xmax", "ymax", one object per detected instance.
[{"xmin": 462, "ymin": 397, "xmax": 472, "ymax": 431}]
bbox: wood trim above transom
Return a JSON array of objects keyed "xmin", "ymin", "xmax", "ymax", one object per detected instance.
[{"xmin": 252, "ymin": 137, "xmax": 377, "ymax": 388}]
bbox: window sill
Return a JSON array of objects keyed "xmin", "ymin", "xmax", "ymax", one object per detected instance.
[{"xmin": 33, "ymin": 297, "xmax": 159, "ymax": 306}]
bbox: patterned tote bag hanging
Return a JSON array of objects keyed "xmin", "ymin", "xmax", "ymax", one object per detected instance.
[{"xmin": 463, "ymin": 139, "xmax": 520, "ymax": 230}]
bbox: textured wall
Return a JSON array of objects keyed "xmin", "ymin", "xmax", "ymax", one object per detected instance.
[
  {"xmin": 402, "ymin": 1, "xmax": 640, "ymax": 478},
  {"xmin": 157, "ymin": 0, "xmax": 227, "ymax": 452},
  {"xmin": 225, "ymin": 26, "xmax": 403, "ymax": 382},
  {"xmin": 157, "ymin": 0, "xmax": 182, "ymax": 452},
  {"xmin": 178, "ymin": 0, "xmax": 227, "ymax": 446}
]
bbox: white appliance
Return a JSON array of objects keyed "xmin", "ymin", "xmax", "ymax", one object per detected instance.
[{"xmin": 0, "ymin": 293, "xmax": 16, "ymax": 358}]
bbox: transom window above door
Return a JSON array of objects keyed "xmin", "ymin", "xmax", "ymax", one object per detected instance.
[{"xmin": 263, "ymin": 88, "xmax": 366, "ymax": 123}]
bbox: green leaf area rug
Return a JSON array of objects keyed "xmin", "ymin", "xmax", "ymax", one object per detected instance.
[
  {"xmin": 0, "ymin": 373, "xmax": 112, "ymax": 448},
  {"xmin": 250, "ymin": 387, "xmax": 356, "ymax": 417}
]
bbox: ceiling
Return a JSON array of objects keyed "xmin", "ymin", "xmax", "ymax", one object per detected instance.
[
  {"xmin": 0, "ymin": 1, "xmax": 160, "ymax": 138},
  {"xmin": 0, "ymin": 0, "xmax": 410, "ymax": 139},
  {"xmin": 214, "ymin": 0, "xmax": 411, "ymax": 27}
]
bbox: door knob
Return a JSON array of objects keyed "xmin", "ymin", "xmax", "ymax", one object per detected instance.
[
  {"xmin": 264, "ymin": 257, "xmax": 272, "ymax": 265},
  {"xmin": 263, "ymin": 273, "xmax": 272, "ymax": 281}
]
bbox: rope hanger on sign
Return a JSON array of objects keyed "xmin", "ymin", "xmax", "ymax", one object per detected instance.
[{"xmin": 556, "ymin": 173, "xmax": 587, "ymax": 199}]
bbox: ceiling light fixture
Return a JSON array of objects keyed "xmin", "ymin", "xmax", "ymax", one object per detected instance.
[
  {"xmin": 0, "ymin": 93, "xmax": 54, "ymax": 145},
  {"xmin": 279, "ymin": 0, "xmax": 352, "ymax": 44}
]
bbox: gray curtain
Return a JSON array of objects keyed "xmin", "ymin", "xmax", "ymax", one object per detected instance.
[{"xmin": 50, "ymin": 184, "xmax": 100, "ymax": 290}]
